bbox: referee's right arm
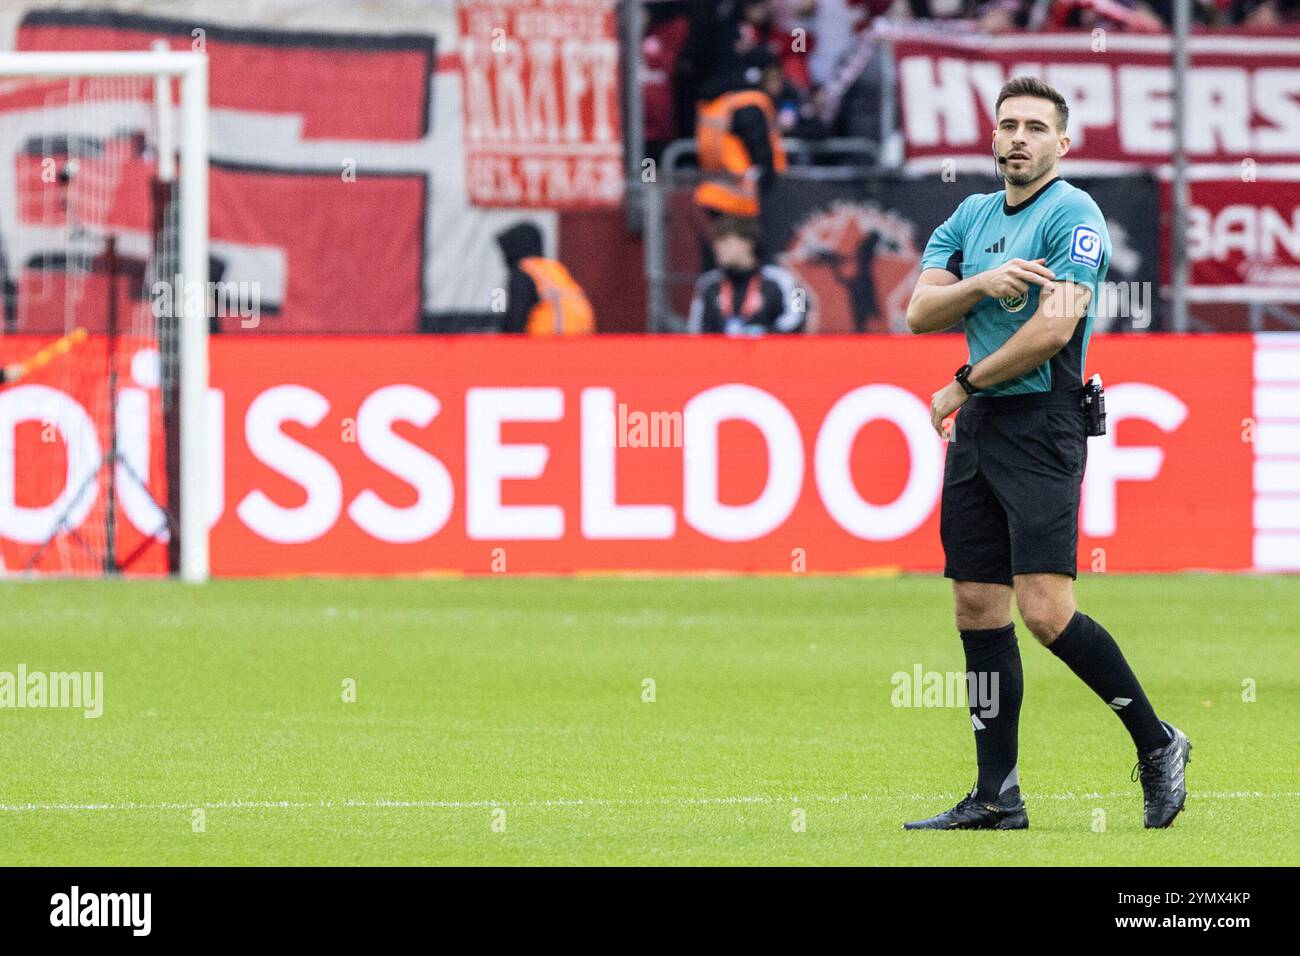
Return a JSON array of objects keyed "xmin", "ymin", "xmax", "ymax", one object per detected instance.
[
  {"xmin": 907, "ymin": 197, "xmax": 1056, "ymax": 333},
  {"xmin": 907, "ymin": 200, "xmax": 979, "ymax": 333},
  {"xmin": 906, "ymin": 270, "xmax": 987, "ymax": 334},
  {"xmin": 906, "ymin": 260, "xmax": 1054, "ymax": 334}
]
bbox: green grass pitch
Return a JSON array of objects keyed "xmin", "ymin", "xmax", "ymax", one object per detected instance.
[{"xmin": 1, "ymin": 574, "xmax": 1296, "ymax": 866}]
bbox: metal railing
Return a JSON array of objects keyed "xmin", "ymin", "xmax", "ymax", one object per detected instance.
[
  {"xmin": 643, "ymin": 137, "xmax": 887, "ymax": 331},
  {"xmin": 1248, "ymin": 302, "xmax": 1300, "ymax": 332}
]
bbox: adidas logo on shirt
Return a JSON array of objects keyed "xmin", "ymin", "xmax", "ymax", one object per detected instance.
[{"xmin": 983, "ymin": 237, "xmax": 1006, "ymax": 254}]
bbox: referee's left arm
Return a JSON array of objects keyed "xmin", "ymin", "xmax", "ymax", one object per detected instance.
[
  {"xmin": 928, "ymin": 196, "xmax": 1106, "ymax": 434},
  {"xmin": 960, "ymin": 279, "xmax": 1091, "ymax": 391},
  {"xmin": 927, "ymin": 278, "xmax": 1090, "ymax": 435}
]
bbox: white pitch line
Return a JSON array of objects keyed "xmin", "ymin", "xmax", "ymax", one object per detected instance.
[{"xmin": 0, "ymin": 791, "xmax": 1295, "ymax": 813}]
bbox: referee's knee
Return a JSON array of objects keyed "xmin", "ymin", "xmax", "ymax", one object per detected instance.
[{"xmin": 1017, "ymin": 595, "xmax": 1075, "ymax": 645}]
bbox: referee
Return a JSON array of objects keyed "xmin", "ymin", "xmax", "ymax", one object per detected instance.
[{"xmin": 901, "ymin": 77, "xmax": 1191, "ymax": 831}]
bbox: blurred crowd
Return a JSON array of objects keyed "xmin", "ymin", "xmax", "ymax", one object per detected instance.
[{"xmin": 643, "ymin": 0, "xmax": 1300, "ymax": 161}]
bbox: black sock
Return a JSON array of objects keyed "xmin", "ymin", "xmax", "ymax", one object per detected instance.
[
  {"xmin": 1048, "ymin": 611, "xmax": 1170, "ymax": 753},
  {"xmin": 960, "ymin": 623, "xmax": 1023, "ymax": 801}
]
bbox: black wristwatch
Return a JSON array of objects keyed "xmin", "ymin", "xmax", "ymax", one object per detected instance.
[{"xmin": 954, "ymin": 363, "xmax": 979, "ymax": 396}]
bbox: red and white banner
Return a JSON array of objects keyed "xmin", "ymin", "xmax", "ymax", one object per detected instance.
[
  {"xmin": 890, "ymin": 29, "xmax": 1300, "ymax": 169},
  {"xmin": 2, "ymin": 2, "xmax": 561, "ymax": 328},
  {"xmin": 5, "ymin": 335, "xmax": 1293, "ymax": 576},
  {"xmin": 458, "ymin": 0, "xmax": 623, "ymax": 208},
  {"xmin": 1160, "ymin": 177, "xmax": 1300, "ymax": 301},
  {"xmin": 7, "ymin": 8, "xmax": 437, "ymax": 334}
]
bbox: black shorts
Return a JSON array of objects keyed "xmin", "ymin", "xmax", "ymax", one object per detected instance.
[{"xmin": 940, "ymin": 388, "xmax": 1087, "ymax": 586}]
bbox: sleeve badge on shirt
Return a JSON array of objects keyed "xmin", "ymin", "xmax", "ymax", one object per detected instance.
[{"xmin": 1069, "ymin": 225, "xmax": 1102, "ymax": 268}]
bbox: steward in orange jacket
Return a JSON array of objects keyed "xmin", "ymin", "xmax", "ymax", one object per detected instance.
[
  {"xmin": 495, "ymin": 222, "xmax": 594, "ymax": 335},
  {"xmin": 693, "ymin": 50, "xmax": 788, "ymax": 218}
]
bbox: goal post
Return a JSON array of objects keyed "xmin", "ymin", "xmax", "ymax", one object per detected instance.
[{"xmin": 0, "ymin": 49, "xmax": 209, "ymax": 581}]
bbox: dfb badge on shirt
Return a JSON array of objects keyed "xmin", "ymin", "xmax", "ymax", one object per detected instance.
[{"xmin": 1069, "ymin": 225, "xmax": 1102, "ymax": 268}]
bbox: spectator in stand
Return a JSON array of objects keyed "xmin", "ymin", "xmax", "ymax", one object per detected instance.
[
  {"xmin": 494, "ymin": 222, "xmax": 594, "ymax": 336},
  {"xmin": 797, "ymin": 0, "xmax": 870, "ymax": 91},
  {"xmin": 784, "ymin": 0, "xmax": 894, "ymax": 143},
  {"xmin": 1043, "ymin": 0, "xmax": 1210, "ymax": 30},
  {"xmin": 761, "ymin": 54, "xmax": 832, "ymax": 139},
  {"xmin": 680, "ymin": 1, "xmax": 808, "ymax": 118},
  {"xmin": 985, "ymin": 0, "xmax": 1229, "ymax": 30},
  {"xmin": 676, "ymin": 2, "xmax": 733, "ymax": 141},
  {"xmin": 978, "ymin": 0, "xmax": 1039, "ymax": 31},
  {"xmin": 1141, "ymin": 0, "xmax": 1234, "ymax": 25},
  {"xmin": 642, "ymin": 1, "xmax": 691, "ymax": 164},
  {"xmin": 1232, "ymin": 0, "xmax": 1300, "ymax": 23},
  {"xmin": 901, "ymin": 0, "xmax": 991, "ymax": 22},
  {"xmin": 688, "ymin": 216, "xmax": 808, "ymax": 335},
  {"xmin": 740, "ymin": 0, "xmax": 814, "ymax": 92}
]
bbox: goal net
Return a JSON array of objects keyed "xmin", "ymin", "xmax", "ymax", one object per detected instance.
[{"xmin": 0, "ymin": 50, "xmax": 208, "ymax": 580}]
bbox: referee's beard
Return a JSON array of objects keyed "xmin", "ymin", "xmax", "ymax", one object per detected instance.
[{"xmin": 1003, "ymin": 153, "xmax": 1057, "ymax": 189}]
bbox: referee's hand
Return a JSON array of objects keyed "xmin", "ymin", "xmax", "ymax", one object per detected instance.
[
  {"xmin": 930, "ymin": 381, "xmax": 969, "ymax": 439},
  {"xmin": 978, "ymin": 258, "xmax": 1055, "ymax": 299}
]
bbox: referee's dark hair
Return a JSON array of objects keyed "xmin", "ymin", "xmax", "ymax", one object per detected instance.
[{"xmin": 995, "ymin": 76, "xmax": 1069, "ymax": 133}]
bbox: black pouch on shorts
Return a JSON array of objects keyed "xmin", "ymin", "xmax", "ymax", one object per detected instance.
[{"xmin": 1083, "ymin": 374, "xmax": 1106, "ymax": 436}]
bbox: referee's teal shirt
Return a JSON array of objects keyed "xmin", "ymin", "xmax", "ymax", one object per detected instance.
[{"xmin": 919, "ymin": 176, "xmax": 1110, "ymax": 396}]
